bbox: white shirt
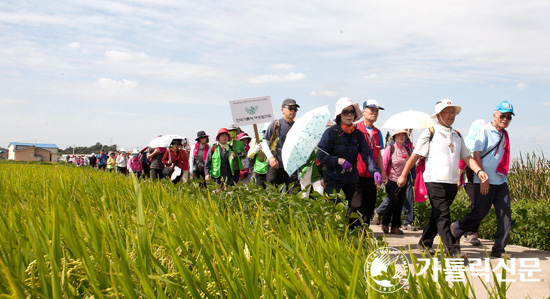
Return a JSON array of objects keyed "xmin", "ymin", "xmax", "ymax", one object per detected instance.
[{"xmin": 413, "ymin": 123, "xmax": 470, "ymax": 184}]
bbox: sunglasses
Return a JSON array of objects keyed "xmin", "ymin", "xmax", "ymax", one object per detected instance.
[
  {"xmin": 341, "ymin": 109, "xmax": 355, "ymax": 116},
  {"xmin": 499, "ymin": 114, "xmax": 512, "ymax": 120},
  {"xmin": 285, "ymin": 106, "xmax": 298, "ymax": 111}
]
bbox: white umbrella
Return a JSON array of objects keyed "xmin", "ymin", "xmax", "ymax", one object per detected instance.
[
  {"xmin": 381, "ymin": 110, "xmax": 435, "ymax": 130},
  {"xmin": 282, "ymin": 105, "xmax": 332, "ymax": 176},
  {"xmin": 147, "ymin": 134, "xmax": 184, "ymax": 148}
]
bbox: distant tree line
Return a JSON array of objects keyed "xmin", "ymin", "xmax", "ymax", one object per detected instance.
[{"xmin": 60, "ymin": 142, "xmax": 118, "ymax": 155}]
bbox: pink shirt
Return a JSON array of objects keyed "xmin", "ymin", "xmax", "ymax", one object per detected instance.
[{"xmin": 383, "ymin": 143, "xmax": 410, "ymax": 182}]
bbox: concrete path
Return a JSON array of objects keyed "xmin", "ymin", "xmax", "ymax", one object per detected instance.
[{"xmin": 367, "ymin": 223, "xmax": 550, "ymax": 298}]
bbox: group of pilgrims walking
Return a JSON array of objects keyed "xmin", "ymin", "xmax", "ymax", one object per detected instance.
[{"xmin": 82, "ymin": 96, "xmax": 516, "ymax": 259}]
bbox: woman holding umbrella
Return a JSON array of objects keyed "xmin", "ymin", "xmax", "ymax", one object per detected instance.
[{"xmin": 318, "ymin": 97, "xmax": 382, "ymax": 229}]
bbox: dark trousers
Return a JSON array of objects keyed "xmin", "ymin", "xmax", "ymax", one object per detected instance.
[
  {"xmin": 456, "ymin": 183, "xmax": 511, "ymax": 254},
  {"xmin": 420, "ymin": 182, "xmax": 459, "ymax": 255},
  {"xmin": 325, "ymin": 176, "xmax": 359, "ymax": 228},
  {"xmin": 266, "ymin": 166, "xmax": 299, "ymax": 194},
  {"xmin": 117, "ymin": 166, "xmax": 127, "ymax": 174},
  {"xmin": 193, "ymin": 170, "xmax": 206, "ymax": 188},
  {"xmin": 150, "ymin": 168, "xmax": 164, "ymax": 180},
  {"xmin": 232, "ymin": 171, "xmax": 240, "ymax": 184},
  {"xmin": 351, "ymin": 177, "xmax": 377, "ymax": 225},
  {"xmin": 383, "ymin": 181, "xmax": 406, "ymax": 228},
  {"xmin": 463, "ymin": 182, "xmax": 480, "ymax": 235},
  {"xmin": 98, "ymin": 164, "xmax": 106, "ymax": 170},
  {"xmin": 376, "ymin": 179, "xmax": 414, "ymax": 225},
  {"xmin": 254, "ymin": 173, "xmax": 267, "ymax": 189},
  {"xmin": 214, "ymin": 174, "xmax": 234, "ymax": 187},
  {"xmin": 324, "ymin": 176, "xmax": 356, "ymax": 204}
]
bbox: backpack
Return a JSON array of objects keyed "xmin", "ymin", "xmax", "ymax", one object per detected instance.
[{"xmin": 268, "ymin": 119, "xmax": 280, "ymax": 155}]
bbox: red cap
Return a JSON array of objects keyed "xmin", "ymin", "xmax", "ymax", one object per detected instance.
[{"xmin": 216, "ymin": 128, "xmax": 231, "ymax": 141}]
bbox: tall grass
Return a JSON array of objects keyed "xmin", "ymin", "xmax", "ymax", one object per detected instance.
[
  {"xmin": 0, "ymin": 163, "xmax": 506, "ymax": 298},
  {"xmin": 508, "ymin": 150, "xmax": 550, "ymax": 202}
]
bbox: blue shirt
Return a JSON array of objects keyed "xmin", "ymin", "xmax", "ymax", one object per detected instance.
[{"xmin": 473, "ymin": 123, "xmax": 507, "ymax": 185}]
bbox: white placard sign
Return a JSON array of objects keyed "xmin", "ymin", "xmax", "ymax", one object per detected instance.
[{"xmin": 229, "ymin": 96, "xmax": 274, "ymax": 126}]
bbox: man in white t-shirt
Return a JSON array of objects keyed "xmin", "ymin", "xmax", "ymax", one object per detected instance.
[{"xmin": 397, "ymin": 99, "xmax": 488, "ymax": 258}]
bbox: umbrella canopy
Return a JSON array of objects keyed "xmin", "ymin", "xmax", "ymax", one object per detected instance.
[
  {"xmin": 381, "ymin": 110, "xmax": 435, "ymax": 130},
  {"xmin": 282, "ymin": 105, "xmax": 332, "ymax": 176},
  {"xmin": 147, "ymin": 134, "xmax": 184, "ymax": 148}
]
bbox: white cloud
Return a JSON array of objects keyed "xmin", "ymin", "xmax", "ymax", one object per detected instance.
[
  {"xmin": 248, "ymin": 72, "xmax": 306, "ymax": 84},
  {"xmin": 516, "ymin": 83, "xmax": 528, "ymax": 89},
  {"xmin": 68, "ymin": 42, "xmax": 80, "ymax": 49},
  {"xmin": 96, "ymin": 78, "xmax": 138, "ymax": 88},
  {"xmin": 310, "ymin": 89, "xmax": 339, "ymax": 97},
  {"xmin": 364, "ymin": 74, "xmax": 378, "ymax": 79},
  {"xmin": 272, "ymin": 63, "xmax": 295, "ymax": 70},
  {"xmin": 543, "ymin": 102, "xmax": 550, "ymax": 106},
  {"xmin": 104, "ymin": 50, "xmax": 149, "ymax": 61}
]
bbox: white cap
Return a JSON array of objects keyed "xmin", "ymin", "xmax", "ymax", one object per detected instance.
[
  {"xmin": 432, "ymin": 99, "xmax": 461, "ymax": 118},
  {"xmin": 335, "ymin": 97, "xmax": 362, "ymax": 121},
  {"xmin": 363, "ymin": 99, "xmax": 385, "ymax": 110}
]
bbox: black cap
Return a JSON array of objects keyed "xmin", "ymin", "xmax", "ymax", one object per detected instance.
[
  {"xmin": 195, "ymin": 130, "xmax": 209, "ymax": 141},
  {"xmin": 282, "ymin": 98, "xmax": 300, "ymax": 108},
  {"xmin": 170, "ymin": 139, "xmax": 183, "ymax": 146}
]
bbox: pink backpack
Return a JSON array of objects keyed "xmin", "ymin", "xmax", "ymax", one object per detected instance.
[{"xmin": 128, "ymin": 156, "xmax": 142, "ymax": 171}]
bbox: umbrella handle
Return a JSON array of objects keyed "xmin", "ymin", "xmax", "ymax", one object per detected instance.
[{"xmin": 315, "ymin": 146, "xmax": 330, "ymax": 156}]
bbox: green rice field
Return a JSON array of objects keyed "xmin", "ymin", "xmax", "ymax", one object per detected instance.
[{"xmin": 3, "ymin": 155, "xmax": 547, "ymax": 298}]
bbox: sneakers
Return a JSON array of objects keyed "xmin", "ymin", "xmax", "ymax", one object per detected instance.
[
  {"xmin": 373, "ymin": 211, "xmax": 381, "ymax": 225},
  {"xmin": 390, "ymin": 227, "xmax": 404, "ymax": 235},
  {"xmin": 465, "ymin": 233, "xmax": 482, "ymax": 246},
  {"xmin": 450, "ymin": 222, "xmax": 459, "ymax": 239},
  {"xmin": 451, "ymin": 252, "xmax": 468, "ymax": 259},
  {"xmin": 381, "ymin": 225, "xmax": 390, "ymax": 234},
  {"xmin": 417, "ymin": 244, "xmax": 436, "ymax": 255},
  {"xmin": 491, "ymin": 251, "xmax": 513, "ymax": 259},
  {"xmin": 402, "ymin": 224, "xmax": 418, "ymax": 231}
]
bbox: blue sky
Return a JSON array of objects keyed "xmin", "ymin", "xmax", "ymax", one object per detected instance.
[{"xmin": 1, "ymin": 0, "xmax": 548, "ymax": 158}]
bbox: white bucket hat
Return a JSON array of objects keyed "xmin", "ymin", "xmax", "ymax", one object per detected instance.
[
  {"xmin": 432, "ymin": 99, "xmax": 462, "ymax": 118},
  {"xmin": 391, "ymin": 129, "xmax": 410, "ymax": 137},
  {"xmin": 335, "ymin": 97, "xmax": 362, "ymax": 122},
  {"xmin": 132, "ymin": 149, "xmax": 139, "ymax": 154}
]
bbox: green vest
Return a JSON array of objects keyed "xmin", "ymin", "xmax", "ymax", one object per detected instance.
[
  {"xmin": 230, "ymin": 140, "xmax": 244, "ymax": 170},
  {"xmin": 253, "ymin": 137, "xmax": 268, "ymax": 174},
  {"xmin": 210, "ymin": 143, "xmax": 234, "ymax": 178}
]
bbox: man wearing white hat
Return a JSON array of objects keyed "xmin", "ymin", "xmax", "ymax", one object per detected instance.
[
  {"xmin": 397, "ymin": 99, "xmax": 488, "ymax": 258},
  {"xmin": 352, "ymin": 99, "xmax": 387, "ymax": 226}
]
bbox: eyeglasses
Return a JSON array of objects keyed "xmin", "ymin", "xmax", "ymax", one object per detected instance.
[
  {"xmin": 341, "ymin": 109, "xmax": 355, "ymax": 116},
  {"xmin": 441, "ymin": 111, "xmax": 458, "ymax": 115},
  {"xmin": 285, "ymin": 106, "xmax": 298, "ymax": 111},
  {"xmin": 499, "ymin": 114, "xmax": 512, "ymax": 120}
]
